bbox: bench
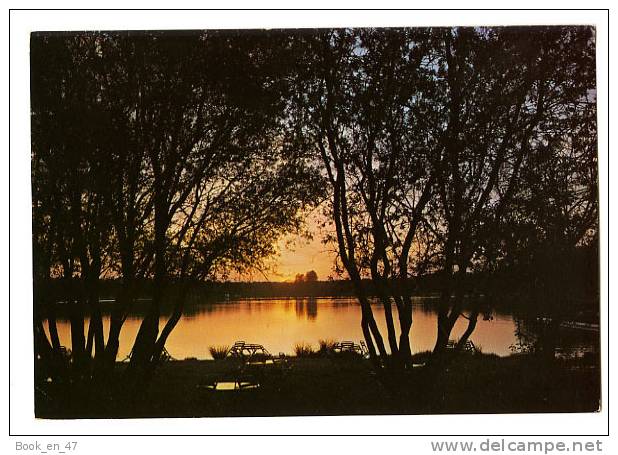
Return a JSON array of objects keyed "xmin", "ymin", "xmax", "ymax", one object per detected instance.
[
  {"xmin": 447, "ymin": 339, "xmax": 476, "ymax": 353},
  {"xmin": 332, "ymin": 340, "xmax": 367, "ymax": 356}
]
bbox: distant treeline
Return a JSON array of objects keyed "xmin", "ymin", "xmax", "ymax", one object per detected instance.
[
  {"xmin": 39, "ymin": 243, "xmax": 598, "ymax": 310},
  {"xmin": 40, "ymin": 276, "xmax": 433, "ymax": 302}
]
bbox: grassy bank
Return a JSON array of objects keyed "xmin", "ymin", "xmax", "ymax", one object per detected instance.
[{"xmin": 35, "ymin": 352, "xmax": 600, "ymax": 419}]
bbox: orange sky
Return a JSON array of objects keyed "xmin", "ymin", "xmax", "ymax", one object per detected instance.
[
  {"xmin": 239, "ymin": 210, "xmax": 340, "ymax": 282},
  {"xmin": 270, "ymin": 208, "xmax": 340, "ymax": 282},
  {"xmin": 268, "ymin": 231, "xmax": 338, "ymax": 282}
]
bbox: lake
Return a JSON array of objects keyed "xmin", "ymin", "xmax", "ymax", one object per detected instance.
[{"xmin": 43, "ymin": 296, "xmax": 524, "ymax": 359}]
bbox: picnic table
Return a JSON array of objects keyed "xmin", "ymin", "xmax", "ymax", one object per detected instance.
[
  {"xmin": 227, "ymin": 341, "xmax": 290, "ymax": 370},
  {"xmin": 227, "ymin": 341, "xmax": 272, "ymax": 361},
  {"xmin": 332, "ymin": 340, "xmax": 368, "ymax": 356},
  {"xmin": 198, "ymin": 341, "xmax": 290, "ymax": 393}
]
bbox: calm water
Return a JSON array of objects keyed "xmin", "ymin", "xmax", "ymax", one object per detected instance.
[{"xmin": 44, "ymin": 297, "xmax": 521, "ymax": 360}]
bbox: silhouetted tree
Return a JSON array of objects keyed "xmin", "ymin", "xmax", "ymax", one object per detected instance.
[
  {"xmin": 31, "ymin": 31, "xmax": 322, "ymax": 390},
  {"xmin": 285, "ymin": 29, "xmax": 439, "ymax": 365},
  {"xmin": 425, "ymin": 27, "xmax": 597, "ymax": 357},
  {"xmin": 31, "ymin": 33, "xmax": 117, "ymax": 379},
  {"xmin": 294, "ymin": 273, "xmax": 305, "ymax": 283},
  {"xmin": 305, "ymin": 270, "xmax": 318, "ymax": 282}
]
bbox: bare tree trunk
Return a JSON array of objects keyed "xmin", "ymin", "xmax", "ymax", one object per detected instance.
[
  {"xmin": 354, "ymin": 285, "xmax": 388, "ymax": 360},
  {"xmin": 46, "ymin": 299, "xmax": 62, "ymax": 353},
  {"xmin": 34, "ymin": 311, "xmax": 56, "ymax": 382},
  {"xmin": 103, "ymin": 281, "xmax": 134, "ymax": 372},
  {"xmin": 69, "ymin": 301, "xmax": 86, "ymax": 377},
  {"xmin": 88, "ymin": 274, "xmax": 104, "ymax": 361},
  {"xmin": 365, "ymin": 308, "xmax": 388, "ymax": 358},
  {"xmin": 145, "ymin": 284, "xmax": 190, "ymax": 380},
  {"xmin": 381, "ymin": 297, "xmax": 399, "ymax": 358},
  {"xmin": 85, "ymin": 321, "xmax": 94, "ymax": 358},
  {"xmin": 80, "ymin": 269, "xmax": 104, "ymax": 379},
  {"xmin": 104, "ymin": 319, "xmax": 122, "ymax": 365},
  {"xmin": 127, "ymin": 178, "xmax": 166, "ymax": 386},
  {"xmin": 397, "ymin": 297, "xmax": 413, "ymax": 365},
  {"xmin": 67, "ymin": 276, "xmax": 87, "ymax": 378},
  {"xmin": 372, "ymin": 279, "xmax": 399, "ymax": 359},
  {"xmin": 360, "ymin": 316, "xmax": 378, "ymax": 362},
  {"xmin": 433, "ymin": 282, "xmax": 453, "ymax": 357},
  {"xmin": 433, "ymin": 246, "xmax": 472, "ymax": 359},
  {"xmin": 128, "ymin": 295, "xmax": 161, "ymax": 375},
  {"xmin": 456, "ymin": 306, "xmax": 480, "ymax": 352}
]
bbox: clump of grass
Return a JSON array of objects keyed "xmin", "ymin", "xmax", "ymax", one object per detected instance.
[
  {"xmin": 294, "ymin": 342, "xmax": 315, "ymax": 357},
  {"xmin": 318, "ymin": 339, "xmax": 337, "ymax": 356},
  {"xmin": 209, "ymin": 345, "xmax": 230, "ymax": 360}
]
